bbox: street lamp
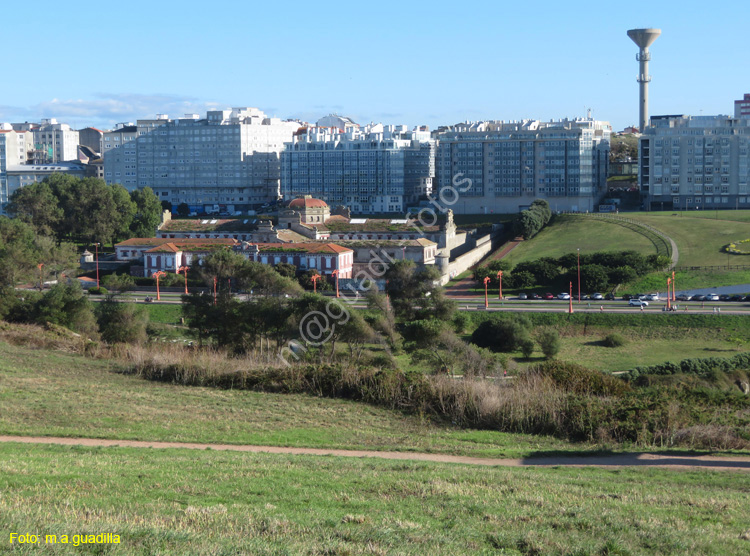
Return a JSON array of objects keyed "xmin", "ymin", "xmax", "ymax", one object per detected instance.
[
  {"xmin": 177, "ymin": 265, "xmax": 189, "ymax": 295},
  {"xmin": 331, "ymin": 269, "xmax": 340, "ymax": 298},
  {"xmin": 569, "ymin": 282, "xmax": 573, "ymax": 314},
  {"xmin": 311, "ymin": 273, "xmax": 321, "ymax": 294},
  {"xmin": 93, "ymin": 243, "xmax": 101, "ymax": 288},
  {"xmin": 667, "ymin": 277, "xmax": 672, "ymax": 310},
  {"xmin": 152, "ymin": 270, "xmax": 166, "ymax": 301},
  {"xmin": 213, "ymin": 276, "xmax": 218, "ymax": 306},
  {"xmin": 577, "ymin": 248, "xmax": 581, "ymax": 303},
  {"xmin": 497, "ymin": 270, "xmax": 503, "ymax": 300},
  {"xmin": 671, "ymin": 271, "xmax": 676, "ymax": 302},
  {"xmin": 37, "ymin": 263, "xmax": 44, "ymax": 291},
  {"xmin": 483, "ymin": 276, "xmax": 490, "ymax": 309}
]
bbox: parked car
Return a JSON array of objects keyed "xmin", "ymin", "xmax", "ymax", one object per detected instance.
[
  {"xmin": 591, "ymin": 293, "xmax": 604, "ymax": 300},
  {"xmin": 518, "ymin": 293, "xmax": 528, "ymax": 300},
  {"xmin": 622, "ymin": 294, "xmax": 636, "ymax": 301},
  {"xmin": 729, "ymin": 295, "xmax": 744, "ymax": 302},
  {"xmin": 628, "ymin": 299, "xmax": 649, "ymax": 307},
  {"xmin": 530, "ymin": 293, "xmax": 542, "ymax": 300},
  {"xmin": 604, "ymin": 293, "xmax": 615, "ymax": 300},
  {"xmin": 706, "ymin": 293, "xmax": 720, "ymax": 301},
  {"xmin": 676, "ymin": 294, "xmax": 689, "ymax": 301},
  {"xmin": 719, "ymin": 294, "xmax": 731, "ymax": 301},
  {"xmin": 644, "ymin": 294, "xmax": 660, "ymax": 301},
  {"xmin": 692, "ymin": 295, "xmax": 706, "ymax": 302},
  {"xmin": 543, "ymin": 293, "xmax": 555, "ymax": 300},
  {"xmin": 558, "ymin": 292, "xmax": 571, "ymax": 300}
]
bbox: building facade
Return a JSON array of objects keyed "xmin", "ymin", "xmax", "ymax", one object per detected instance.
[
  {"xmin": 281, "ymin": 124, "xmax": 436, "ymax": 213},
  {"xmin": 31, "ymin": 119, "xmax": 80, "ymax": 164},
  {"xmin": 435, "ymin": 118, "xmax": 611, "ymax": 213},
  {"xmin": 102, "ymin": 108, "xmax": 301, "ymax": 211},
  {"xmin": 0, "ymin": 127, "xmax": 33, "ymax": 210},
  {"xmin": 638, "ymin": 115, "xmax": 750, "ymax": 210},
  {"xmin": 2, "ymin": 162, "xmax": 87, "ymax": 213},
  {"xmin": 735, "ymin": 94, "xmax": 750, "ymax": 119}
]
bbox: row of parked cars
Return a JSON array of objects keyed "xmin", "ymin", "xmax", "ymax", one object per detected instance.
[{"xmin": 516, "ymin": 292, "xmax": 750, "ymax": 302}]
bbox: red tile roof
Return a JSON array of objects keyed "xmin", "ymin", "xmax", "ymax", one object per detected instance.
[{"xmin": 288, "ymin": 197, "xmax": 328, "ymax": 209}]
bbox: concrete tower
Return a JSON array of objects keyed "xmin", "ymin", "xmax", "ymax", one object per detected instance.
[{"xmin": 627, "ymin": 28, "xmax": 661, "ymax": 132}]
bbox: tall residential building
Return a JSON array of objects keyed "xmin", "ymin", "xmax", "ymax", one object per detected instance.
[
  {"xmin": 638, "ymin": 115, "xmax": 750, "ymax": 210},
  {"xmin": 103, "ymin": 124, "xmax": 139, "ymax": 191},
  {"xmin": 78, "ymin": 127, "xmax": 104, "ymax": 153},
  {"xmin": 0, "ymin": 126, "xmax": 33, "ymax": 211},
  {"xmin": 435, "ymin": 118, "xmax": 611, "ymax": 213},
  {"xmin": 31, "ymin": 119, "xmax": 80, "ymax": 164},
  {"xmin": 102, "ymin": 108, "xmax": 300, "ymax": 211},
  {"xmin": 735, "ymin": 94, "xmax": 750, "ymax": 119},
  {"xmin": 281, "ymin": 124, "xmax": 436, "ymax": 213}
]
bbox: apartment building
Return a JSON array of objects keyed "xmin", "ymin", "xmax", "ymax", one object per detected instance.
[
  {"xmin": 638, "ymin": 115, "xmax": 750, "ymax": 210},
  {"xmin": 0, "ymin": 126, "xmax": 33, "ymax": 211},
  {"xmin": 435, "ymin": 118, "xmax": 611, "ymax": 213},
  {"xmin": 31, "ymin": 119, "xmax": 79, "ymax": 164},
  {"xmin": 103, "ymin": 108, "xmax": 301, "ymax": 211},
  {"xmin": 281, "ymin": 124, "xmax": 435, "ymax": 213}
]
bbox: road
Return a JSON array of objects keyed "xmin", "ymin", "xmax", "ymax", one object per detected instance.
[{"xmin": 1, "ymin": 435, "xmax": 748, "ymax": 472}]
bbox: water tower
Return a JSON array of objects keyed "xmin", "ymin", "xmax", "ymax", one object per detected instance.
[{"xmin": 627, "ymin": 28, "xmax": 661, "ymax": 132}]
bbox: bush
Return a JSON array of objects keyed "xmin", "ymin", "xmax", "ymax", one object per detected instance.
[
  {"xmin": 96, "ymin": 300, "xmax": 149, "ymax": 344},
  {"xmin": 602, "ymin": 333, "xmax": 626, "ymax": 348},
  {"xmin": 452, "ymin": 312, "xmax": 471, "ymax": 334},
  {"xmin": 537, "ymin": 329, "xmax": 561, "ymax": 359},
  {"xmin": 519, "ymin": 336, "xmax": 535, "ymax": 359},
  {"xmin": 88, "ymin": 287, "xmax": 108, "ymax": 295},
  {"xmin": 470, "ymin": 315, "xmax": 532, "ymax": 353}
]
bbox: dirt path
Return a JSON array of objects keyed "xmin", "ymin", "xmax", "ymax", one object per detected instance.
[{"xmin": 2, "ymin": 435, "xmax": 749, "ymax": 471}]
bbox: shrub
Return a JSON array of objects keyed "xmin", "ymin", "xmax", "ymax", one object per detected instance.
[
  {"xmin": 452, "ymin": 312, "xmax": 471, "ymax": 334},
  {"xmin": 519, "ymin": 336, "xmax": 535, "ymax": 359},
  {"xmin": 96, "ymin": 300, "xmax": 149, "ymax": 344},
  {"xmin": 88, "ymin": 286, "xmax": 108, "ymax": 295},
  {"xmin": 537, "ymin": 329, "xmax": 561, "ymax": 359},
  {"xmin": 470, "ymin": 315, "xmax": 532, "ymax": 353},
  {"xmin": 602, "ymin": 333, "xmax": 626, "ymax": 348}
]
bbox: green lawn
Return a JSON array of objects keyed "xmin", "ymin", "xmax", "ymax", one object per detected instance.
[
  {"xmin": 505, "ymin": 215, "xmax": 657, "ymax": 266},
  {"xmin": 1, "ymin": 443, "xmax": 748, "ymax": 555},
  {"xmin": 0, "ymin": 340, "xmax": 587, "ymax": 459}
]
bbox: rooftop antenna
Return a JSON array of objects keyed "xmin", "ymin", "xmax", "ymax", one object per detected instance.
[{"xmin": 627, "ymin": 28, "xmax": 661, "ymax": 132}]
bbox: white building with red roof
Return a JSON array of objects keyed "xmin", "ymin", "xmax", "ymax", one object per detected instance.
[{"xmin": 236, "ymin": 242, "xmax": 353, "ymax": 278}]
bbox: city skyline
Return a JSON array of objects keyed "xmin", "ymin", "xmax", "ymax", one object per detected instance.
[{"xmin": 3, "ymin": 0, "xmax": 748, "ymax": 132}]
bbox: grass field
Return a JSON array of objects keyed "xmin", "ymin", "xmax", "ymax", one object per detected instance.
[
  {"xmin": 2, "ymin": 443, "xmax": 748, "ymax": 555},
  {"xmin": 505, "ymin": 215, "xmax": 658, "ymax": 267},
  {"xmin": 0, "ymin": 340, "xmax": 588, "ymax": 459}
]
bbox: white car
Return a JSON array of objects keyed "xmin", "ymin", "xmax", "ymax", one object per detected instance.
[
  {"xmin": 558, "ymin": 292, "xmax": 571, "ymax": 300},
  {"xmin": 628, "ymin": 299, "xmax": 649, "ymax": 307},
  {"xmin": 706, "ymin": 293, "xmax": 720, "ymax": 301},
  {"xmin": 644, "ymin": 294, "xmax": 660, "ymax": 301},
  {"xmin": 591, "ymin": 293, "xmax": 604, "ymax": 300}
]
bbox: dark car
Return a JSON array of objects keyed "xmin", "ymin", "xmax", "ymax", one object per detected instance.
[
  {"xmin": 729, "ymin": 295, "xmax": 743, "ymax": 302},
  {"xmin": 622, "ymin": 294, "xmax": 635, "ymax": 301},
  {"xmin": 693, "ymin": 295, "xmax": 706, "ymax": 302},
  {"xmin": 530, "ymin": 293, "xmax": 542, "ymax": 300},
  {"xmin": 543, "ymin": 292, "xmax": 555, "ymax": 300},
  {"xmin": 604, "ymin": 293, "xmax": 615, "ymax": 300},
  {"xmin": 676, "ymin": 294, "xmax": 690, "ymax": 301},
  {"xmin": 719, "ymin": 294, "xmax": 731, "ymax": 301}
]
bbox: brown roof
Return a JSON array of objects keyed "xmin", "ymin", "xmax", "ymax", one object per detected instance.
[
  {"xmin": 289, "ymin": 197, "xmax": 328, "ymax": 209},
  {"xmin": 117, "ymin": 238, "xmax": 238, "ymax": 248},
  {"xmin": 243, "ymin": 242, "xmax": 352, "ymax": 254}
]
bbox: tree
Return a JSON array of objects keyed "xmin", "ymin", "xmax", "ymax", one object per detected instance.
[
  {"xmin": 31, "ymin": 282, "xmax": 99, "ymax": 337},
  {"xmin": 176, "ymin": 202, "xmax": 190, "ymax": 217},
  {"xmin": 5, "ymin": 181, "xmax": 63, "ymax": 237},
  {"xmin": 101, "ymin": 273, "xmax": 136, "ymax": 297},
  {"xmin": 470, "ymin": 315, "xmax": 533, "ymax": 353},
  {"xmin": 96, "ymin": 300, "xmax": 149, "ymax": 344},
  {"xmin": 578, "ymin": 264, "xmax": 610, "ymax": 292},
  {"xmin": 384, "ymin": 260, "xmax": 454, "ymax": 321},
  {"xmin": 34, "ymin": 235, "xmax": 79, "ymax": 284},
  {"xmin": 273, "ymin": 262, "xmax": 297, "ymax": 279},
  {"xmin": 129, "ymin": 187, "xmax": 162, "ymax": 237},
  {"xmin": 537, "ymin": 328, "xmax": 561, "ymax": 360},
  {"xmin": 161, "ymin": 200, "xmax": 173, "ymax": 213},
  {"xmin": 0, "ymin": 217, "xmax": 39, "ymax": 288}
]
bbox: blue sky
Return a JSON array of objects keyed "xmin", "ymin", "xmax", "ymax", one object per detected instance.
[{"xmin": 3, "ymin": 0, "xmax": 748, "ymax": 131}]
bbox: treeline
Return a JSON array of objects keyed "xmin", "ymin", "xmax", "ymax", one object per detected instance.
[
  {"xmin": 6, "ymin": 174, "xmax": 162, "ymax": 244},
  {"xmin": 474, "ymin": 250, "xmax": 672, "ymax": 291},
  {"xmin": 513, "ymin": 199, "xmax": 552, "ymax": 239}
]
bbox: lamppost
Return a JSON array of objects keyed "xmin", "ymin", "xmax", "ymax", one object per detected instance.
[
  {"xmin": 497, "ymin": 270, "xmax": 503, "ymax": 300},
  {"xmin": 213, "ymin": 276, "xmax": 218, "ymax": 306},
  {"xmin": 667, "ymin": 278, "xmax": 672, "ymax": 311},
  {"xmin": 311, "ymin": 273, "xmax": 321, "ymax": 294},
  {"xmin": 577, "ymin": 248, "xmax": 581, "ymax": 303},
  {"xmin": 177, "ymin": 265, "xmax": 189, "ymax": 295},
  {"xmin": 331, "ymin": 269, "xmax": 340, "ymax": 298},
  {"xmin": 37, "ymin": 263, "xmax": 44, "ymax": 291},
  {"xmin": 671, "ymin": 271, "xmax": 676, "ymax": 302},
  {"xmin": 152, "ymin": 270, "xmax": 166, "ymax": 301},
  {"xmin": 569, "ymin": 282, "xmax": 573, "ymax": 314},
  {"xmin": 483, "ymin": 276, "xmax": 490, "ymax": 309},
  {"xmin": 93, "ymin": 242, "xmax": 101, "ymax": 288}
]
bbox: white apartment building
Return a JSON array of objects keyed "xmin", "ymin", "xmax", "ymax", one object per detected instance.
[
  {"xmin": 103, "ymin": 108, "xmax": 301, "ymax": 212},
  {"xmin": 32, "ymin": 119, "xmax": 79, "ymax": 164},
  {"xmin": 435, "ymin": 118, "xmax": 611, "ymax": 214},
  {"xmin": 638, "ymin": 115, "xmax": 750, "ymax": 210},
  {"xmin": 281, "ymin": 124, "xmax": 436, "ymax": 213},
  {"xmin": 0, "ymin": 126, "xmax": 33, "ymax": 211}
]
